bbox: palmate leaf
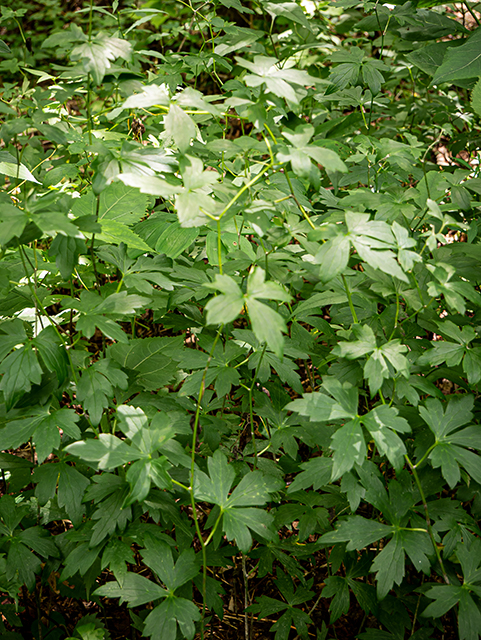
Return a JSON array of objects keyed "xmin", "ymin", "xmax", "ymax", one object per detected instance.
[
  {"xmin": 101, "ymin": 538, "xmax": 134, "ymax": 583},
  {"xmin": 108, "ymin": 336, "xmax": 182, "ymax": 391},
  {"xmin": 334, "ymin": 325, "xmax": 409, "ymax": 393},
  {"xmin": 330, "ymin": 418, "xmax": 366, "ymax": 481},
  {"xmin": 322, "ymin": 576, "xmax": 350, "ymax": 622},
  {"xmin": 370, "ymin": 533, "xmax": 405, "ymax": 600},
  {"xmin": 164, "ymin": 104, "xmax": 197, "ymax": 153},
  {"xmin": 143, "ymin": 596, "xmax": 201, "ymax": 640},
  {"xmin": 285, "ymin": 378, "xmax": 358, "ymax": 422},
  {"xmin": 277, "ymin": 125, "xmax": 347, "ymax": 176},
  {"xmin": 76, "ymin": 360, "xmax": 128, "ymax": 426},
  {"xmin": 319, "ymin": 516, "xmax": 394, "ymax": 552},
  {"xmin": 249, "ymin": 570, "xmax": 314, "ymax": 640},
  {"xmin": 93, "ymin": 572, "xmax": 167, "ymax": 606},
  {"xmin": 65, "ymin": 433, "xmax": 144, "ymax": 470},
  {"xmin": 6, "ymin": 539, "xmax": 41, "ymax": 591},
  {"xmin": 141, "ymin": 540, "xmax": 198, "ymax": 592},
  {"xmin": 34, "ymin": 461, "xmax": 89, "ymax": 525},
  {"xmin": 423, "ymin": 541, "xmax": 481, "ymax": 640},
  {"xmin": 193, "ymin": 450, "xmax": 236, "ymax": 508},
  {"xmin": 193, "ymin": 450, "xmax": 275, "ymax": 551},
  {"xmin": 0, "ymin": 345, "xmax": 42, "ymax": 410},
  {"xmin": 235, "ymin": 55, "xmax": 323, "ymax": 104},
  {"xmin": 321, "ymin": 519, "xmax": 431, "ymax": 599},
  {"xmin": 71, "ymin": 32, "xmax": 132, "ymax": 84},
  {"xmin": 361, "ymin": 405, "xmax": 410, "ymax": 471},
  {"xmin": 419, "ymin": 395, "xmax": 481, "ymax": 487},
  {"xmin": 205, "ymin": 268, "xmax": 290, "ymax": 357}
]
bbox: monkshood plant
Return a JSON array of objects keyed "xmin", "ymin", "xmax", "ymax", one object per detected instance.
[{"xmin": 1, "ymin": 0, "xmax": 481, "ymax": 638}]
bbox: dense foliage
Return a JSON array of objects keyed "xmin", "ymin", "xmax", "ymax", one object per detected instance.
[{"xmin": 2, "ymin": 0, "xmax": 481, "ymax": 638}]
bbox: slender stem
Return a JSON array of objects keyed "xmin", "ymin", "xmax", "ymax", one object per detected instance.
[
  {"xmin": 342, "ymin": 274, "xmax": 358, "ymax": 324},
  {"xmin": 90, "ymin": 195, "xmax": 102, "ymax": 291},
  {"xmin": 248, "ymin": 343, "xmax": 267, "ymax": 468},
  {"xmin": 242, "ymin": 554, "xmax": 250, "ymax": 640},
  {"xmin": 465, "ymin": 2, "xmax": 481, "ymax": 25},
  {"xmin": 86, "ymin": 73, "xmax": 93, "ymax": 145},
  {"xmin": 189, "ymin": 327, "xmax": 223, "ymax": 638},
  {"xmin": 218, "ymin": 166, "xmax": 273, "ymax": 221},
  {"xmin": 388, "ymin": 291, "xmax": 400, "ymax": 341},
  {"xmin": 88, "ymin": 0, "xmax": 94, "ymax": 41},
  {"xmin": 217, "ymin": 219, "xmax": 223, "ymax": 274},
  {"xmin": 18, "ymin": 244, "xmax": 78, "ymax": 385},
  {"xmin": 405, "ymin": 454, "xmax": 450, "ymax": 585},
  {"xmin": 284, "ymin": 171, "xmax": 316, "ymax": 230}
]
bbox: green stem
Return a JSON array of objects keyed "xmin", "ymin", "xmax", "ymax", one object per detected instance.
[
  {"xmin": 342, "ymin": 274, "xmax": 358, "ymax": 324},
  {"xmin": 189, "ymin": 327, "xmax": 223, "ymax": 638},
  {"xmin": 18, "ymin": 245, "xmax": 78, "ymax": 385},
  {"xmin": 284, "ymin": 171, "xmax": 316, "ymax": 230},
  {"xmin": 465, "ymin": 2, "xmax": 481, "ymax": 26},
  {"xmin": 388, "ymin": 291, "xmax": 400, "ymax": 341},
  {"xmin": 405, "ymin": 454, "xmax": 450, "ymax": 585},
  {"xmin": 217, "ymin": 219, "xmax": 223, "ymax": 274},
  {"xmin": 218, "ymin": 164, "xmax": 274, "ymax": 221},
  {"xmin": 248, "ymin": 343, "xmax": 267, "ymax": 469}
]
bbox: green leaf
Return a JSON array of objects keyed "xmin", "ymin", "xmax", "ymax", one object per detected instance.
[
  {"xmin": 278, "ymin": 125, "xmax": 347, "ymax": 176},
  {"xmin": 193, "ymin": 449, "xmax": 235, "ymax": 508},
  {"xmin": 142, "ymin": 543, "xmax": 198, "ymax": 592},
  {"xmin": 322, "ymin": 576, "xmax": 350, "ymax": 622},
  {"xmin": 362, "ymin": 406, "xmax": 409, "ymax": 471},
  {"xmin": 247, "ymin": 298, "xmax": 286, "ymax": 358},
  {"xmin": 101, "ymin": 538, "xmax": 134, "ymax": 583},
  {"xmin": 0, "ymin": 346, "xmax": 42, "ymax": 410},
  {"xmin": 0, "ymin": 203, "xmax": 29, "ymax": 245},
  {"xmin": 65, "ymin": 434, "xmax": 143, "ymax": 470},
  {"xmin": 227, "ymin": 471, "xmax": 271, "ymax": 507},
  {"xmin": 433, "ymin": 28, "xmax": 481, "ymax": 85},
  {"xmin": 407, "ymin": 41, "xmax": 458, "ymax": 76},
  {"xmin": 93, "ymin": 572, "xmax": 166, "ymax": 606},
  {"xmin": 286, "ymin": 457, "xmax": 333, "ymax": 493},
  {"xmin": 319, "ymin": 516, "xmax": 393, "ymax": 551},
  {"xmin": 6, "ymin": 539, "xmax": 41, "ymax": 591},
  {"xmin": 0, "ymin": 161, "xmax": 40, "ymax": 184},
  {"xmin": 50, "ymin": 235, "xmax": 84, "ymax": 280},
  {"xmin": 420, "ymin": 395, "xmax": 473, "ymax": 439},
  {"xmin": 205, "ymin": 274, "xmax": 244, "ymax": 325},
  {"xmin": 330, "ymin": 418, "xmax": 366, "ymax": 481},
  {"xmin": 472, "ymin": 78, "xmax": 481, "ymax": 117},
  {"xmin": 264, "ymin": 2, "xmax": 312, "ymax": 31},
  {"xmin": 236, "ymin": 55, "xmax": 322, "ymax": 104},
  {"xmin": 115, "ymin": 84, "xmax": 170, "ymax": 113},
  {"xmin": 423, "ymin": 584, "xmax": 463, "ymax": 618},
  {"xmin": 313, "ymin": 234, "xmax": 350, "ymax": 282},
  {"xmin": 164, "ymin": 104, "xmax": 196, "ymax": 153},
  {"xmin": 71, "ymin": 32, "xmax": 132, "ymax": 84},
  {"xmin": 108, "ymin": 337, "xmax": 181, "ymax": 391},
  {"xmin": 75, "ymin": 360, "xmax": 128, "ymax": 426},
  {"xmin": 98, "ymin": 219, "xmax": 152, "ymax": 252},
  {"xmin": 371, "ymin": 532, "xmax": 405, "ymax": 599},
  {"xmin": 155, "ymin": 222, "xmax": 198, "ymax": 259},
  {"xmin": 222, "ymin": 506, "xmax": 276, "ymax": 551},
  {"xmin": 143, "ymin": 597, "xmax": 200, "ymax": 640},
  {"xmin": 174, "ymin": 157, "xmax": 219, "ymax": 227}
]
